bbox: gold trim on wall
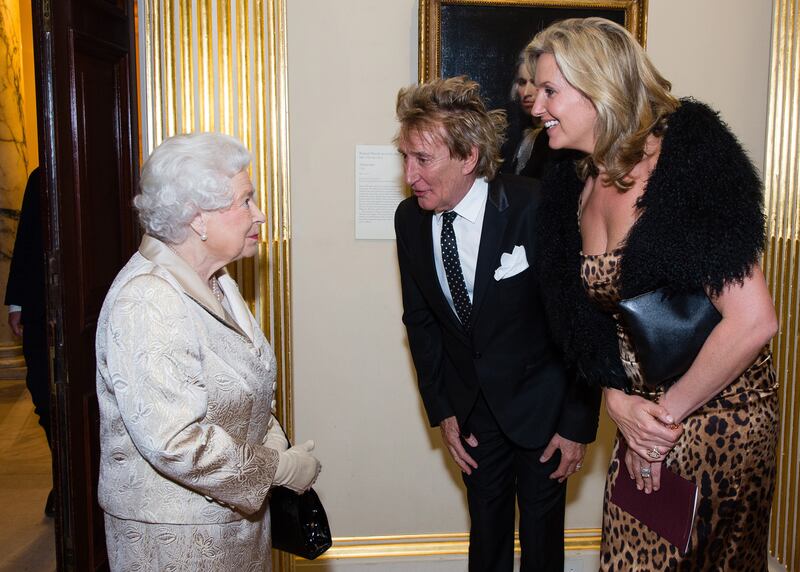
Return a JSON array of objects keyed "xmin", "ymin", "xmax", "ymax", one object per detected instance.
[
  {"xmin": 301, "ymin": 529, "xmax": 601, "ymax": 561},
  {"xmin": 162, "ymin": 0, "xmax": 178, "ymax": 135},
  {"xmin": 264, "ymin": 0, "xmax": 294, "ymax": 451},
  {"xmin": 197, "ymin": 0, "xmax": 213, "ymax": 129},
  {"xmin": 217, "ymin": 0, "xmax": 233, "ymax": 134},
  {"xmin": 418, "ymin": 0, "xmax": 648, "ymax": 82},
  {"xmin": 178, "ymin": 0, "xmax": 194, "ymax": 132},
  {"xmin": 765, "ymin": 1, "xmax": 800, "ymax": 570}
]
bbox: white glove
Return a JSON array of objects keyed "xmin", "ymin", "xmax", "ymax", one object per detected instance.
[
  {"xmin": 264, "ymin": 417, "xmax": 289, "ymax": 453},
  {"xmin": 274, "ymin": 440, "xmax": 321, "ymax": 493}
]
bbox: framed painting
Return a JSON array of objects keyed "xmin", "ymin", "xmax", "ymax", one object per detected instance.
[{"xmin": 419, "ymin": 0, "xmax": 648, "ymax": 109}]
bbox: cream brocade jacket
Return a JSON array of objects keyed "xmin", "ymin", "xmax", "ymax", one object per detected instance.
[{"xmin": 95, "ymin": 235, "xmax": 280, "ymax": 524}]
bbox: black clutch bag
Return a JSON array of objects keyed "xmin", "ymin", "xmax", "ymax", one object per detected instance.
[
  {"xmin": 618, "ymin": 287, "xmax": 721, "ymax": 388},
  {"xmin": 270, "ymin": 486, "xmax": 332, "ymax": 560}
]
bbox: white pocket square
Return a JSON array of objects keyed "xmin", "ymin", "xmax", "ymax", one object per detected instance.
[{"xmin": 494, "ymin": 245, "xmax": 529, "ymax": 281}]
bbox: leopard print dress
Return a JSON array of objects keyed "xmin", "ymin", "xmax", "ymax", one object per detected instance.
[{"xmin": 582, "ymin": 250, "xmax": 779, "ymax": 571}]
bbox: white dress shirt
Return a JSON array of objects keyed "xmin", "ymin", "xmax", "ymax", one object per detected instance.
[{"xmin": 432, "ymin": 177, "xmax": 488, "ymax": 317}]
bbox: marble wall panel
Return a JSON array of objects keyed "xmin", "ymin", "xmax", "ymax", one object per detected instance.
[{"xmin": 0, "ymin": 0, "xmax": 30, "ymax": 346}]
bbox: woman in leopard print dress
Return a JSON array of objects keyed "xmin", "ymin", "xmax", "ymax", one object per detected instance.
[{"xmin": 528, "ymin": 18, "xmax": 779, "ymax": 571}]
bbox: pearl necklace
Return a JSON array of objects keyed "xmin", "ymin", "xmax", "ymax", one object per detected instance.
[{"xmin": 209, "ymin": 277, "xmax": 224, "ymax": 303}]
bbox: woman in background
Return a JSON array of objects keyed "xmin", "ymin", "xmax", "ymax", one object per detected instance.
[
  {"xmin": 96, "ymin": 132, "xmax": 321, "ymax": 571},
  {"xmin": 529, "ymin": 18, "xmax": 779, "ymax": 570},
  {"xmin": 500, "ymin": 53, "xmax": 551, "ymax": 178}
]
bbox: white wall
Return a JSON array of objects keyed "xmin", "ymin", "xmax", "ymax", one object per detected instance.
[
  {"xmin": 287, "ymin": 0, "xmax": 774, "ymax": 547},
  {"xmin": 647, "ymin": 1, "xmax": 772, "ymax": 172},
  {"xmin": 287, "ymin": 1, "xmax": 469, "ymax": 537}
]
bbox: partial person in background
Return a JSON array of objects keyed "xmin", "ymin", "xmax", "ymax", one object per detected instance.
[
  {"xmin": 394, "ymin": 76, "xmax": 600, "ymax": 572},
  {"xmin": 4, "ymin": 166, "xmax": 55, "ymax": 517},
  {"xmin": 96, "ymin": 132, "xmax": 321, "ymax": 571},
  {"xmin": 499, "ymin": 53, "xmax": 551, "ymax": 179},
  {"xmin": 529, "ymin": 18, "xmax": 779, "ymax": 570}
]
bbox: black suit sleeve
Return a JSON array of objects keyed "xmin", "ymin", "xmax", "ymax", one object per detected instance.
[
  {"xmin": 526, "ymin": 182, "xmax": 602, "ymax": 444},
  {"xmin": 5, "ymin": 167, "xmax": 45, "ymax": 319},
  {"xmin": 555, "ymin": 374, "xmax": 601, "ymax": 443},
  {"xmin": 395, "ymin": 206, "xmax": 454, "ymax": 427}
]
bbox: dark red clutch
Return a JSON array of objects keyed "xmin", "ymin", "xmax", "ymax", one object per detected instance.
[{"xmin": 610, "ymin": 441, "xmax": 699, "ymax": 555}]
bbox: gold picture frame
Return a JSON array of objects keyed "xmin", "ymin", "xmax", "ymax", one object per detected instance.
[{"xmin": 419, "ymin": 0, "xmax": 648, "ymax": 109}]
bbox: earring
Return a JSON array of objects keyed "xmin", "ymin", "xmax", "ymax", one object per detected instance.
[{"xmin": 200, "ymin": 233, "xmax": 208, "ymax": 241}]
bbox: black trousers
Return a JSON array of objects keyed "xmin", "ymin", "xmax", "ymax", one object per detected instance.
[
  {"xmin": 461, "ymin": 393, "xmax": 565, "ymax": 572},
  {"xmin": 22, "ymin": 316, "xmax": 51, "ymax": 447}
]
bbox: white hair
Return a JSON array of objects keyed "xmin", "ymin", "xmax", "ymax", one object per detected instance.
[{"xmin": 134, "ymin": 132, "xmax": 252, "ymax": 244}]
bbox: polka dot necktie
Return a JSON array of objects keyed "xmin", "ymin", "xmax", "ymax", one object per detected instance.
[{"xmin": 441, "ymin": 211, "xmax": 472, "ymax": 329}]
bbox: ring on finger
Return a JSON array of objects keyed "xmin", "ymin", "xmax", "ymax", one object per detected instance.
[
  {"xmin": 647, "ymin": 446, "xmax": 660, "ymax": 460},
  {"xmin": 640, "ymin": 466, "xmax": 652, "ymax": 478}
]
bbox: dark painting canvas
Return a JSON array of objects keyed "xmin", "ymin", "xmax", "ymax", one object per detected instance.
[{"xmin": 439, "ymin": 6, "xmax": 625, "ymax": 109}]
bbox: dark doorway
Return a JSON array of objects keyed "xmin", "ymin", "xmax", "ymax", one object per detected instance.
[{"xmin": 33, "ymin": 0, "xmax": 140, "ymax": 569}]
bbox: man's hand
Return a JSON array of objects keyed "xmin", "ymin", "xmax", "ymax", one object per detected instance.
[
  {"xmin": 540, "ymin": 433, "xmax": 586, "ymax": 482},
  {"xmin": 8, "ymin": 311, "xmax": 22, "ymax": 337},
  {"xmin": 439, "ymin": 416, "xmax": 479, "ymax": 475}
]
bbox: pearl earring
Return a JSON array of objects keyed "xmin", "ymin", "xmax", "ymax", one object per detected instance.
[{"xmin": 200, "ymin": 233, "xmax": 208, "ymax": 241}]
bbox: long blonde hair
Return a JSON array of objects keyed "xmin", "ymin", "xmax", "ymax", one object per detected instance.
[{"xmin": 525, "ymin": 17, "xmax": 679, "ymax": 189}]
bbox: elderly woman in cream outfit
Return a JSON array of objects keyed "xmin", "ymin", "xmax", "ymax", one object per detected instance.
[{"xmin": 96, "ymin": 132, "xmax": 320, "ymax": 571}]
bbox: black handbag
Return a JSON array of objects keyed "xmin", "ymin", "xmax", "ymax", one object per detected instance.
[
  {"xmin": 270, "ymin": 486, "xmax": 332, "ymax": 560},
  {"xmin": 618, "ymin": 287, "xmax": 721, "ymax": 388}
]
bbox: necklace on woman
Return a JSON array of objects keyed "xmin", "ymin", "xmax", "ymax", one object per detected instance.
[{"xmin": 209, "ymin": 277, "xmax": 224, "ymax": 303}]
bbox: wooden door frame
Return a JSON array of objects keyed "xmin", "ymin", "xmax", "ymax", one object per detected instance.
[
  {"xmin": 31, "ymin": 1, "xmax": 72, "ymax": 563},
  {"xmin": 33, "ymin": 0, "xmax": 140, "ymax": 569}
]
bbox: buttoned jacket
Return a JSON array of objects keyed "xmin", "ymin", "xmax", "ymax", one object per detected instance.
[
  {"xmin": 395, "ymin": 174, "xmax": 600, "ymax": 448},
  {"xmin": 95, "ymin": 235, "xmax": 280, "ymax": 524}
]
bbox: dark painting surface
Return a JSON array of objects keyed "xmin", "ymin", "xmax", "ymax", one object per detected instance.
[{"xmin": 440, "ymin": 6, "xmax": 624, "ymax": 109}]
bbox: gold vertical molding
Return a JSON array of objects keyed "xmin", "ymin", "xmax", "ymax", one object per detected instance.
[
  {"xmin": 162, "ymin": 0, "xmax": 178, "ymax": 136},
  {"xmin": 144, "ymin": 0, "xmax": 161, "ymax": 154},
  {"xmin": 265, "ymin": 1, "xmax": 292, "ymax": 568},
  {"xmin": 765, "ymin": 0, "xmax": 800, "ymax": 570},
  {"xmin": 217, "ymin": 0, "xmax": 233, "ymax": 134},
  {"xmin": 178, "ymin": 0, "xmax": 194, "ymax": 132},
  {"xmin": 265, "ymin": 0, "xmax": 292, "ymax": 438},
  {"xmin": 197, "ymin": 0, "xmax": 213, "ymax": 130},
  {"xmin": 231, "ymin": 0, "xmax": 255, "ymax": 341},
  {"xmin": 253, "ymin": 0, "xmax": 269, "ymax": 320},
  {"xmin": 262, "ymin": 0, "xmax": 276, "ymax": 342},
  {"xmin": 236, "ymin": 0, "xmax": 251, "ymax": 147},
  {"xmin": 153, "ymin": 0, "xmax": 165, "ymax": 146},
  {"xmin": 134, "ymin": 2, "xmax": 143, "ymax": 166}
]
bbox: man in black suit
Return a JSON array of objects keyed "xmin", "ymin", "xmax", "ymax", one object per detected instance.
[
  {"xmin": 394, "ymin": 77, "xmax": 600, "ymax": 571},
  {"xmin": 5, "ymin": 166, "xmax": 54, "ymax": 516}
]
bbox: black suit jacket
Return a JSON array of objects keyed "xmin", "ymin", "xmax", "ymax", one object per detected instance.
[
  {"xmin": 395, "ymin": 174, "xmax": 599, "ymax": 448},
  {"xmin": 5, "ymin": 167, "xmax": 46, "ymax": 324}
]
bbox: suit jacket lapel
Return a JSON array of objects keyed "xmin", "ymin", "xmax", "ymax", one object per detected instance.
[{"xmin": 470, "ymin": 177, "xmax": 510, "ymax": 326}]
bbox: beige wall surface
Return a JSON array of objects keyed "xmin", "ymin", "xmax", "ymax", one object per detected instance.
[
  {"xmin": 288, "ymin": 0, "xmax": 773, "ymax": 540},
  {"xmin": 647, "ymin": 1, "xmax": 772, "ymax": 173}
]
